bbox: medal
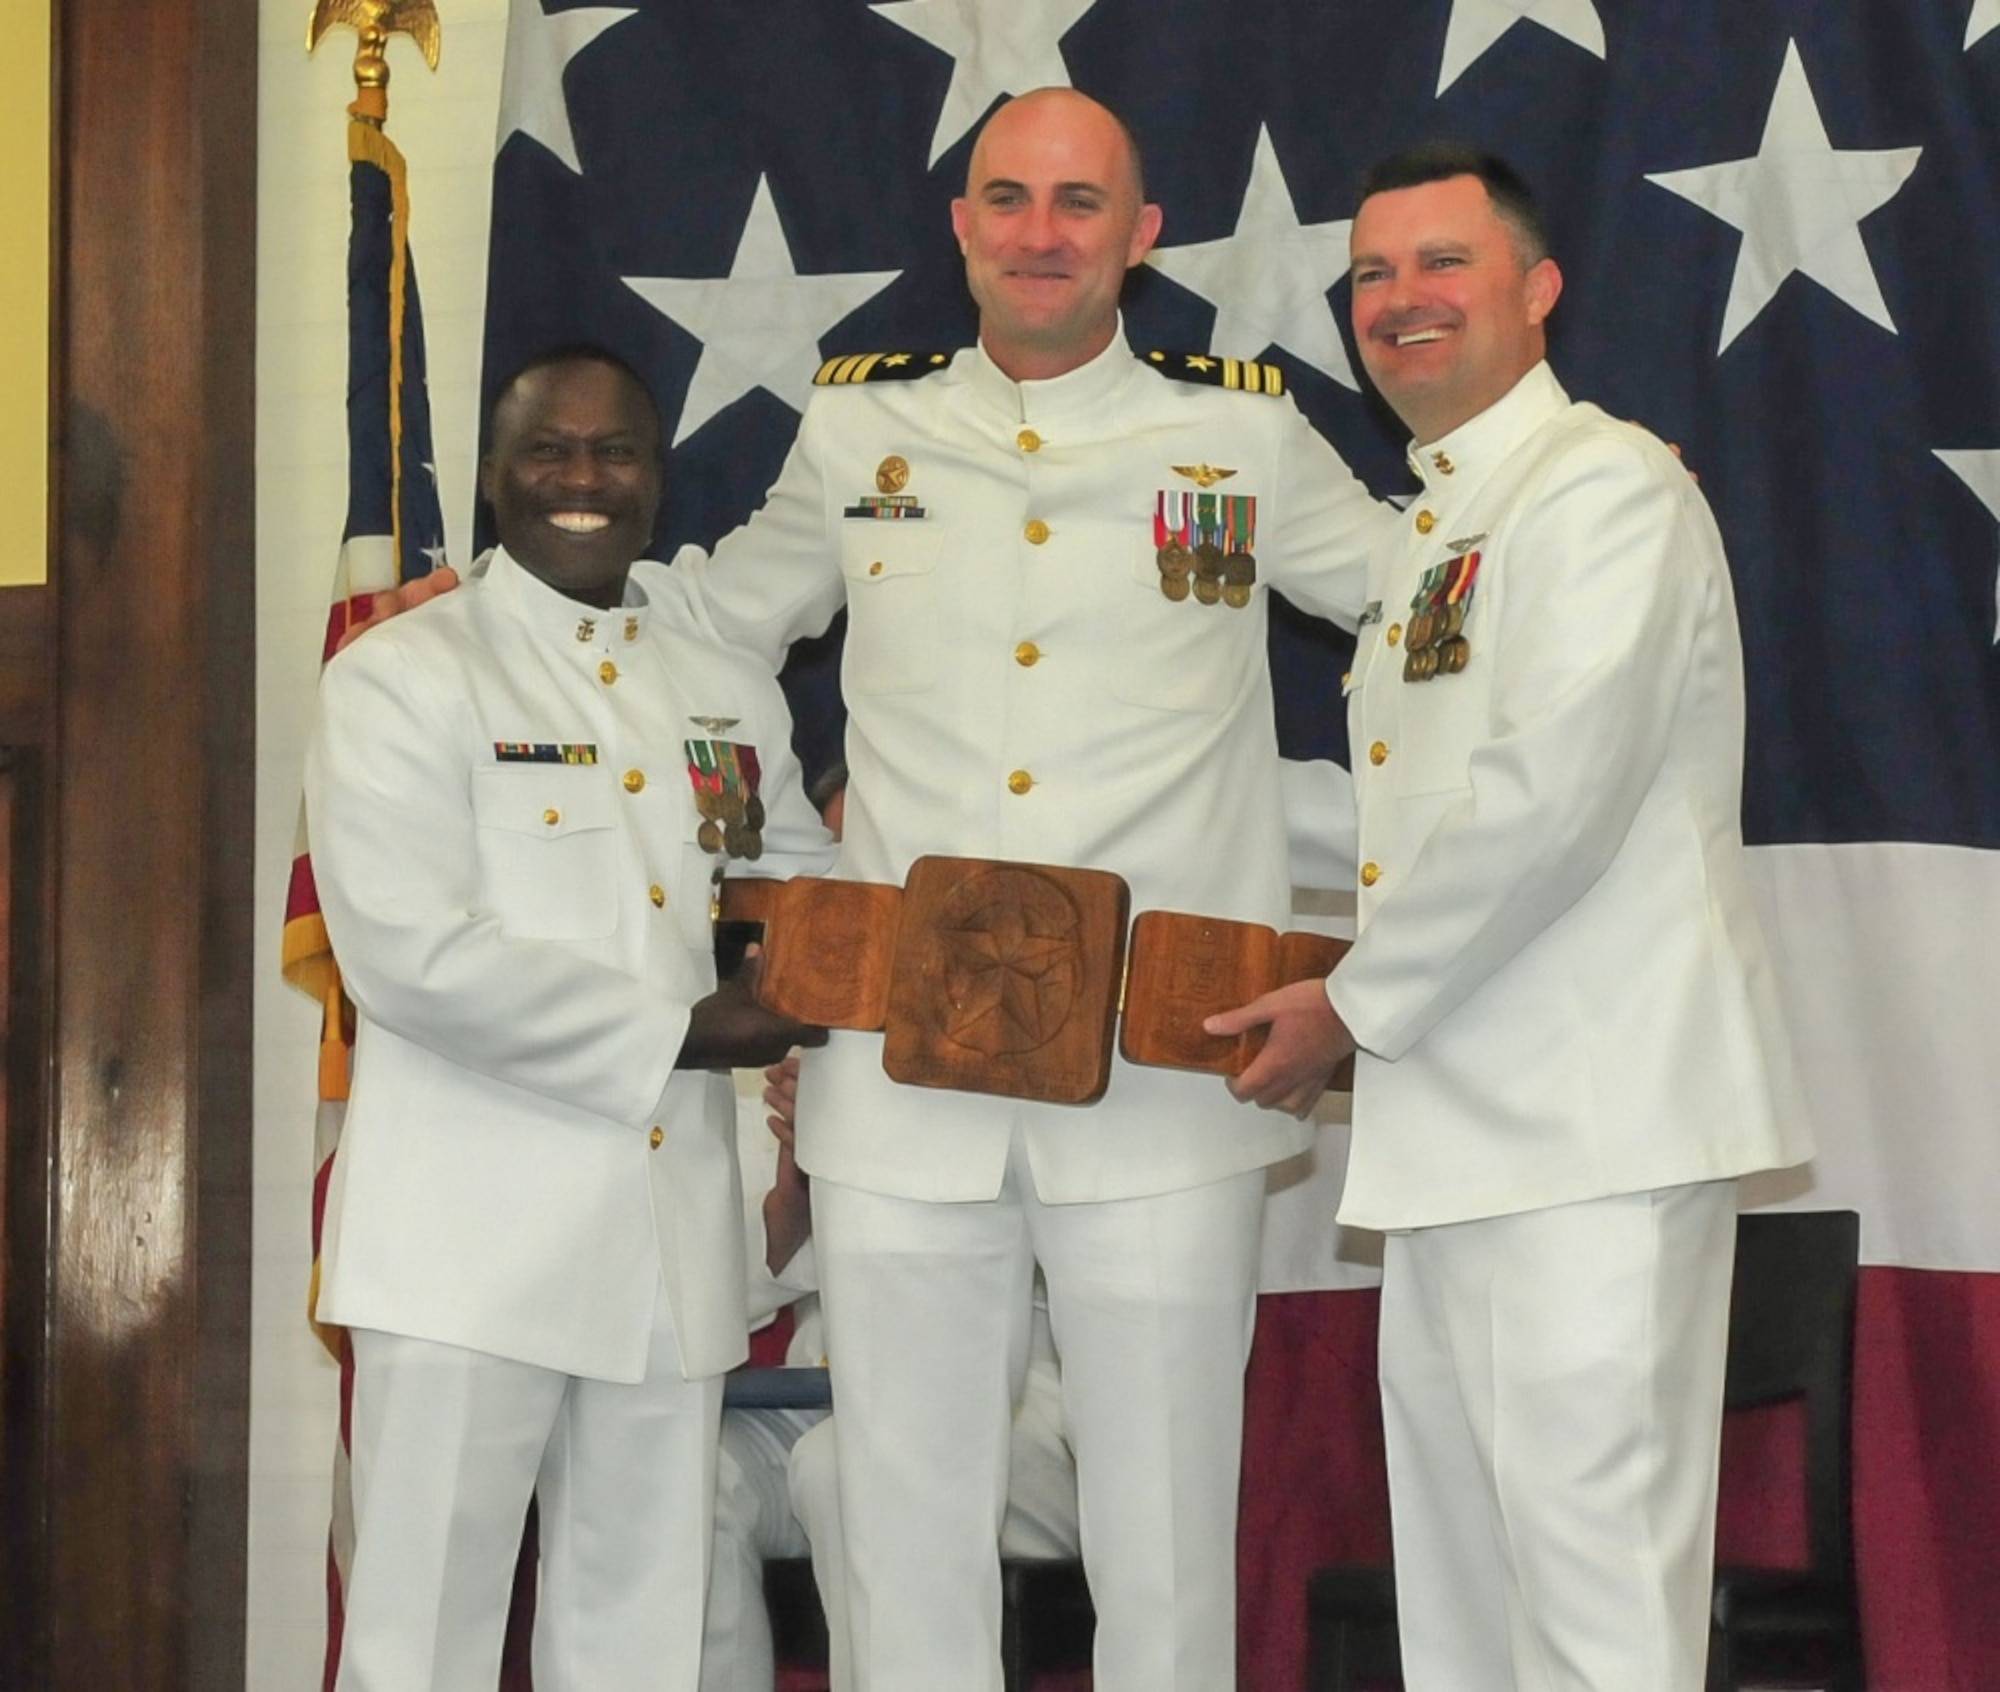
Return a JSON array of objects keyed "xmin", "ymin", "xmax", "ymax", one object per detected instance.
[
  {"xmin": 1220, "ymin": 494, "xmax": 1257, "ymax": 609},
  {"xmin": 1154, "ymin": 491, "xmax": 1196, "ymax": 601},
  {"xmin": 685, "ymin": 735, "xmax": 766, "ymax": 859},
  {"xmin": 1192, "ymin": 542, "xmax": 1224, "ymax": 604}
]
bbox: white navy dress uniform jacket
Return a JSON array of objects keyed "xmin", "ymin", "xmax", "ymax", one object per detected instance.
[
  {"xmin": 305, "ymin": 545, "xmax": 834, "ymax": 1383},
  {"xmin": 1329, "ymin": 362, "xmax": 1810, "ymax": 1230},
  {"xmin": 658, "ymin": 328, "xmax": 1392, "ymax": 1204}
]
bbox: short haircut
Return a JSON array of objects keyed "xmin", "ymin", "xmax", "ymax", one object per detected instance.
[
  {"xmin": 1359, "ymin": 143, "xmax": 1551, "ymax": 268},
  {"xmin": 488, "ymin": 343, "xmax": 663, "ymax": 449}
]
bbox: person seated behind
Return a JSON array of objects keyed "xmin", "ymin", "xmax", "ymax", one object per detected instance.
[{"xmin": 702, "ymin": 771, "xmax": 1081, "ymax": 1692}]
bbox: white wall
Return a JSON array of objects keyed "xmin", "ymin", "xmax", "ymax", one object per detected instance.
[{"xmin": 251, "ymin": 7, "xmax": 506, "ymax": 1683}]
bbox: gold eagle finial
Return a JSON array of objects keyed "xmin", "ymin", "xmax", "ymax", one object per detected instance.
[{"xmin": 308, "ymin": 0, "xmax": 442, "ymax": 123}]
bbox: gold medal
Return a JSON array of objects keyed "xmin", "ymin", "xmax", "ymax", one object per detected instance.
[
  {"xmin": 875, "ymin": 455, "xmax": 910, "ymax": 495},
  {"xmin": 1438, "ymin": 636, "xmax": 1471, "ymax": 674},
  {"xmin": 745, "ymin": 794, "xmax": 767, "ymax": 830},
  {"xmin": 1221, "ymin": 550, "xmax": 1256, "ymax": 609},
  {"xmin": 698, "ymin": 818, "xmax": 725, "ymax": 853},
  {"xmin": 1409, "ymin": 610, "xmax": 1436, "ymax": 651},
  {"xmin": 1193, "ymin": 541, "xmax": 1224, "ymax": 605},
  {"xmin": 1441, "ymin": 601, "xmax": 1466, "ymax": 640},
  {"xmin": 1403, "ymin": 649, "xmax": 1423, "ymax": 683}
]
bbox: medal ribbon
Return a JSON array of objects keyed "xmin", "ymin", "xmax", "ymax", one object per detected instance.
[
  {"xmin": 1224, "ymin": 494, "xmax": 1256, "ymax": 554},
  {"xmin": 1195, "ymin": 492, "xmax": 1221, "ymax": 550},
  {"xmin": 684, "ymin": 739, "xmax": 724, "ymax": 795}
]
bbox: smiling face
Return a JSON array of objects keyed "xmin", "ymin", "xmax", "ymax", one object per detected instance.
[
  {"xmin": 481, "ymin": 356, "xmax": 664, "ymax": 608},
  {"xmin": 950, "ymin": 89, "xmax": 1163, "ymax": 381},
  {"xmin": 1349, "ymin": 172, "xmax": 1562, "ymax": 445}
]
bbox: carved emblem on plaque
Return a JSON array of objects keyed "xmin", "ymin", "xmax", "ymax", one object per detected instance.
[{"xmin": 937, "ymin": 867, "xmax": 1082, "ymax": 1055}]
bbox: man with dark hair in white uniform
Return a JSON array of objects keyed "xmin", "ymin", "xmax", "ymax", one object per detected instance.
[{"xmin": 1212, "ymin": 145, "xmax": 1810, "ymax": 1692}]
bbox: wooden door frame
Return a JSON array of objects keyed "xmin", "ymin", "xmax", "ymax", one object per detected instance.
[{"xmin": 0, "ymin": 0, "xmax": 257, "ymax": 1685}]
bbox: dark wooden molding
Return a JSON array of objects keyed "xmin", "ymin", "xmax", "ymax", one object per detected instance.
[{"xmin": 0, "ymin": 0, "xmax": 258, "ymax": 1685}]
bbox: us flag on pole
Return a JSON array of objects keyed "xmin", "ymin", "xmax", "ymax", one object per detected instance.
[
  {"xmin": 475, "ymin": 2, "xmax": 2000, "ymax": 1683},
  {"xmin": 281, "ymin": 111, "xmax": 447, "ymax": 1690}
]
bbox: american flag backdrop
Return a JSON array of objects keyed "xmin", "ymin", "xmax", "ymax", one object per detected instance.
[{"xmin": 468, "ymin": 1, "xmax": 2000, "ymax": 1683}]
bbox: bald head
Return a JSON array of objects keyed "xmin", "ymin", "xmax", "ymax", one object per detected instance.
[
  {"xmin": 951, "ymin": 88, "xmax": 1162, "ymax": 381},
  {"xmin": 966, "ymin": 88, "xmax": 1147, "ymax": 204}
]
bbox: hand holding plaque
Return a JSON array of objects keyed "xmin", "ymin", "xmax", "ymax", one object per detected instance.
[{"xmin": 726, "ymin": 859, "xmax": 1352, "ymax": 1103}]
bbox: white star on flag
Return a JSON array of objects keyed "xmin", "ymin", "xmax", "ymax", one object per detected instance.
[
  {"xmin": 1935, "ymin": 449, "xmax": 2000, "ymax": 642},
  {"xmin": 495, "ymin": 0, "xmax": 637, "ymax": 174},
  {"xmin": 872, "ymin": 0, "xmax": 1099, "ymax": 166},
  {"xmin": 1968, "ymin": 0, "xmax": 2000, "ymax": 48},
  {"xmin": 1646, "ymin": 39, "xmax": 1922, "ymax": 354},
  {"xmin": 1435, "ymin": 0, "xmax": 1604, "ymax": 95},
  {"xmin": 622, "ymin": 176, "xmax": 901, "ymax": 445},
  {"xmin": 1147, "ymin": 126, "xmax": 1358, "ymax": 390}
]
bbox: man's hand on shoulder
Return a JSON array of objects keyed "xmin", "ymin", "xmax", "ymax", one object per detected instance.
[{"xmin": 335, "ymin": 566, "xmax": 462, "ymax": 653}]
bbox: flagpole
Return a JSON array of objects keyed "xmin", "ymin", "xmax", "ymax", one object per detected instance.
[
  {"xmin": 292, "ymin": 10, "xmax": 449, "ymax": 1686},
  {"xmin": 307, "ymin": 0, "xmax": 442, "ymax": 124}
]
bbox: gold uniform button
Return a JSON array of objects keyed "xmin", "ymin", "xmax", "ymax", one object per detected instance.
[
  {"xmin": 542, "ymin": 808, "xmax": 561, "ymax": 827},
  {"xmin": 1015, "ymin": 641, "xmax": 1041, "ymax": 666},
  {"xmin": 1007, "ymin": 769, "xmax": 1034, "ymax": 795},
  {"xmin": 649, "ymin": 884, "xmax": 666, "ymax": 907},
  {"xmin": 649, "ymin": 1126, "xmax": 664, "ymax": 1149},
  {"xmin": 1414, "ymin": 509, "xmax": 1437, "ymax": 535},
  {"xmin": 1017, "ymin": 428, "xmax": 1042, "ymax": 453},
  {"xmin": 1360, "ymin": 861, "xmax": 1382, "ymax": 887},
  {"xmin": 868, "ymin": 560, "xmax": 883, "ymax": 577},
  {"xmin": 1024, "ymin": 519, "xmax": 1050, "ymax": 545},
  {"xmin": 599, "ymin": 660, "xmax": 619, "ymax": 685},
  {"xmin": 623, "ymin": 769, "xmax": 646, "ymax": 794},
  {"xmin": 1369, "ymin": 741, "xmax": 1389, "ymax": 766},
  {"xmin": 1387, "ymin": 623, "xmax": 1403, "ymax": 647}
]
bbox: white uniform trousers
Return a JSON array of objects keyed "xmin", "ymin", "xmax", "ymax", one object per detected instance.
[
  {"xmin": 700, "ymin": 1354, "xmax": 1082, "ymax": 1692},
  {"xmin": 700, "ymin": 1405, "xmax": 822, "ymax": 1692},
  {"xmin": 337, "ymin": 1285, "xmax": 722, "ymax": 1692},
  {"xmin": 1379, "ymin": 1180, "xmax": 1738, "ymax": 1692},
  {"xmin": 812, "ymin": 1134, "xmax": 1265, "ymax": 1692}
]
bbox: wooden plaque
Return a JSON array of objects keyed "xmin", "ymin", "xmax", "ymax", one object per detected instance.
[
  {"xmin": 881, "ymin": 857, "xmax": 1131, "ymax": 1105},
  {"xmin": 753, "ymin": 877, "xmax": 902, "ymax": 1030},
  {"xmin": 1120, "ymin": 911, "xmax": 1351, "ymax": 1079}
]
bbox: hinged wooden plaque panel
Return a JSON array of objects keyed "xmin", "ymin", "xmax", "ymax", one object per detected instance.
[
  {"xmin": 755, "ymin": 877, "xmax": 903, "ymax": 1030},
  {"xmin": 881, "ymin": 857, "xmax": 1131, "ymax": 1104},
  {"xmin": 1120, "ymin": 912, "xmax": 1352, "ymax": 1079}
]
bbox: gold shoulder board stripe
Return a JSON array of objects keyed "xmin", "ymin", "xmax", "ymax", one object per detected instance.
[
  {"xmin": 812, "ymin": 352, "xmax": 953, "ymax": 386},
  {"xmin": 1145, "ymin": 350, "xmax": 1286, "ymax": 398}
]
